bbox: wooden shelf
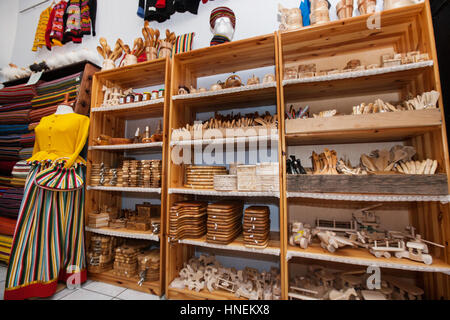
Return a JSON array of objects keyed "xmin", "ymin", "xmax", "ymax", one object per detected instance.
[
  {"xmin": 287, "ymin": 174, "xmax": 448, "ymax": 195},
  {"xmin": 283, "ymin": 63, "xmax": 433, "ymax": 101},
  {"xmin": 167, "ymin": 287, "xmax": 246, "ymax": 300},
  {"xmin": 94, "ymin": 58, "xmax": 167, "ymax": 88},
  {"xmin": 169, "ymin": 188, "xmax": 280, "ymax": 198},
  {"xmin": 285, "ymin": 109, "xmax": 441, "ymax": 146},
  {"xmin": 88, "ymin": 269, "xmax": 161, "ymax": 296},
  {"xmin": 286, "ymin": 191, "xmax": 450, "ymax": 203},
  {"xmin": 89, "ymin": 142, "xmax": 163, "ymax": 151},
  {"xmin": 170, "ymin": 134, "xmax": 279, "ymax": 147},
  {"xmin": 85, "ymin": 226, "xmax": 159, "ymax": 241},
  {"xmin": 286, "ymin": 245, "xmax": 450, "ymax": 275},
  {"xmin": 91, "ymin": 100, "xmax": 165, "ymax": 119},
  {"xmin": 178, "ymin": 232, "xmax": 280, "ymax": 256},
  {"xmin": 174, "ymin": 34, "xmax": 276, "ymax": 78},
  {"xmin": 279, "ymin": 3, "xmax": 425, "ymax": 62},
  {"xmin": 173, "ymin": 85, "xmax": 277, "ymax": 111},
  {"xmin": 87, "ymin": 186, "xmax": 162, "ymax": 194},
  {"xmin": 2, "ymin": 60, "xmax": 100, "ymax": 87}
]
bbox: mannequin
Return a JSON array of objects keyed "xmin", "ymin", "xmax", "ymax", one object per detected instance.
[
  {"xmin": 210, "ymin": 7, "xmax": 236, "ymax": 46},
  {"xmin": 55, "ymin": 93, "xmax": 75, "ymax": 114}
]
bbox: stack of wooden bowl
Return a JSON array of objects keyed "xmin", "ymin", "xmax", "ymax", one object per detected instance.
[
  {"xmin": 87, "ymin": 235, "xmax": 115, "ymax": 273},
  {"xmin": 184, "ymin": 165, "xmax": 227, "ymax": 189},
  {"xmin": 137, "ymin": 249, "xmax": 160, "ymax": 282},
  {"xmin": 113, "ymin": 244, "xmax": 141, "ymax": 278},
  {"xmin": 243, "ymin": 206, "xmax": 271, "ymax": 248},
  {"xmin": 169, "ymin": 201, "xmax": 208, "ymax": 240},
  {"xmin": 206, "ymin": 201, "xmax": 243, "ymax": 244}
]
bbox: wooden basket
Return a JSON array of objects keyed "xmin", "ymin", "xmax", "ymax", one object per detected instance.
[
  {"xmin": 256, "ymin": 162, "xmax": 279, "ymax": 176},
  {"xmin": 214, "ymin": 175, "xmax": 237, "ymax": 191},
  {"xmin": 257, "ymin": 175, "xmax": 280, "ymax": 192}
]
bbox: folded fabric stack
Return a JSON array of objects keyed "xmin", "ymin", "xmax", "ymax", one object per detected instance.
[
  {"xmin": 0, "ymin": 216, "xmax": 16, "ymax": 264},
  {"xmin": 0, "ymin": 234, "xmax": 13, "ymax": 263},
  {"xmin": 0, "ymin": 72, "xmax": 83, "ymax": 247},
  {"xmin": 36, "ymin": 72, "xmax": 82, "ymax": 95},
  {"xmin": 0, "ymin": 188, "xmax": 24, "ymax": 218},
  {"xmin": 0, "ymin": 84, "xmax": 37, "ymax": 168},
  {"xmin": 32, "ymin": 72, "xmax": 82, "ymax": 111}
]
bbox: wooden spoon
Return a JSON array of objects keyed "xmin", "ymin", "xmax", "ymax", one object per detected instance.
[
  {"xmin": 155, "ymin": 29, "xmax": 160, "ymax": 46},
  {"xmin": 99, "ymin": 37, "xmax": 108, "ymax": 55},
  {"xmin": 97, "ymin": 46, "xmax": 105, "ymax": 59}
]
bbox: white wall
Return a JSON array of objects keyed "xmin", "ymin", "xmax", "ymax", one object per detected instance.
[
  {"xmin": 0, "ymin": 0, "xmax": 19, "ymax": 81},
  {"xmin": 5, "ymin": 0, "xmax": 385, "ymax": 68}
]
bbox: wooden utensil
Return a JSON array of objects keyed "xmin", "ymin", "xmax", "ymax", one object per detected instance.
[{"xmin": 97, "ymin": 46, "xmax": 105, "ymax": 59}]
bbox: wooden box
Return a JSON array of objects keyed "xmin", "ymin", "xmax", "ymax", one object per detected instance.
[{"xmin": 286, "ymin": 174, "xmax": 448, "ymax": 195}]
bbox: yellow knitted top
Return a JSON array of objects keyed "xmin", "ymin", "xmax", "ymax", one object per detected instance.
[
  {"xmin": 32, "ymin": 6, "xmax": 52, "ymax": 51},
  {"xmin": 29, "ymin": 113, "xmax": 90, "ymax": 168}
]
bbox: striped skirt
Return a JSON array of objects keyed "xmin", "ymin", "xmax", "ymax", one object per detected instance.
[{"xmin": 4, "ymin": 161, "xmax": 87, "ymax": 300}]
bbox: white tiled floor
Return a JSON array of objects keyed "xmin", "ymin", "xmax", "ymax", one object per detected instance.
[{"xmin": 0, "ymin": 265, "xmax": 163, "ymax": 300}]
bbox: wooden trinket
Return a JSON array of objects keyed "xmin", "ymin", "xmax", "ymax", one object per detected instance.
[
  {"xmin": 278, "ymin": 4, "xmax": 303, "ymax": 31},
  {"xmin": 246, "ymin": 75, "xmax": 260, "ymax": 86},
  {"xmin": 358, "ymin": 0, "xmax": 376, "ymax": 14},
  {"xmin": 224, "ymin": 75, "xmax": 243, "ymax": 88},
  {"xmin": 336, "ymin": 0, "xmax": 353, "ymax": 19}
]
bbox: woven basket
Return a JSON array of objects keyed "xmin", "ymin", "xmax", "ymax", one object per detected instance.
[
  {"xmin": 256, "ymin": 162, "xmax": 279, "ymax": 175},
  {"xmin": 237, "ymin": 165, "xmax": 258, "ymax": 191},
  {"xmin": 214, "ymin": 175, "xmax": 237, "ymax": 191},
  {"xmin": 257, "ymin": 175, "xmax": 280, "ymax": 192}
]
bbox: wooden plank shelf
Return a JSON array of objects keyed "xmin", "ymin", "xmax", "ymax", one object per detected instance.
[
  {"xmin": 94, "ymin": 58, "xmax": 167, "ymax": 88},
  {"xmin": 88, "ymin": 269, "xmax": 161, "ymax": 296},
  {"xmin": 286, "ymin": 174, "xmax": 448, "ymax": 195},
  {"xmin": 286, "ymin": 191, "xmax": 450, "ymax": 203},
  {"xmin": 282, "ymin": 61, "xmax": 433, "ymax": 87},
  {"xmin": 89, "ymin": 142, "xmax": 163, "ymax": 151},
  {"xmin": 286, "ymin": 245, "xmax": 450, "ymax": 275},
  {"xmin": 85, "ymin": 226, "xmax": 159, "ymax": 241},
  {"xmin": 285, "ymin": 109, "xmax": 442, "ymax": 145},
  {"xmin": 169, "ymin": 188, "xmax": 280, "ymax": 198},
  {"xmin": 170, "ymin": 134, "xmax": 279, "ymax": 147},
  {"xmin": 279, "ymin": 3, "xmax": 425, "ymax": 62},
  {"xmin": 87, "ymin": 186, "xmax": 162, "ymax": 194},
  {"xmin": 172, "ymin": 85, "xmax": 277, "ymax": 111},
  {"xmin": 167, "ymin": 287, "xmax": 247, "ymax": 300},
  {"xmin": 178, "ymin": 232, "xmax": 280, "ymax": 256},
  {"xmin": 91, "ymin": 99, "xmax": 165, "ymax": 119}
]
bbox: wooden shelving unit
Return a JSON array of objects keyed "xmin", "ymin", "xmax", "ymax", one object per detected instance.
[
  {"xmin": 165, "ymin": 33, "xmax": 285, "ymax": 300},
  {"xmin": 85, "ymin": 57, "xmax": 171, "ymax": 296},
  {"xmin": 278, "ymin": 2, "xmax": 450, "ymax": 300}
]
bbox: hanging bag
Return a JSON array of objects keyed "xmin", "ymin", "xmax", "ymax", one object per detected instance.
[{"xmin": 34, "ymin": 158, "xmax": 84, "ymax": 191}]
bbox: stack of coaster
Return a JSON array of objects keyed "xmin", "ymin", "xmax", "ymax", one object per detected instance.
[
  {"xmin": 87, "ymin": 212, "xmax": 110, "ymax": 228},
  {"xmin": 87, "ymin": 235, "xmax": 115, "ymax": 273},
  {"xmin": 138, "ymin": 249, "xmax": 160, "ymax": 282},
  {"xmin": 206, "ymin": 201, "xmax": 243, "ymax": 244},
  {"xmin": 169, "ymin": 201, "xmax": 208, "ymax": 240},
  {"xmin": 184, "ymin": 165, "xmax": 227, "ymax": 189},
  {"xmin": 243, "ymin": 206, "xmax": 271, "ymax": 248},
  {"xmin": 113, "ymin": 244, "xmax": 141, "ymax": 278}
]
